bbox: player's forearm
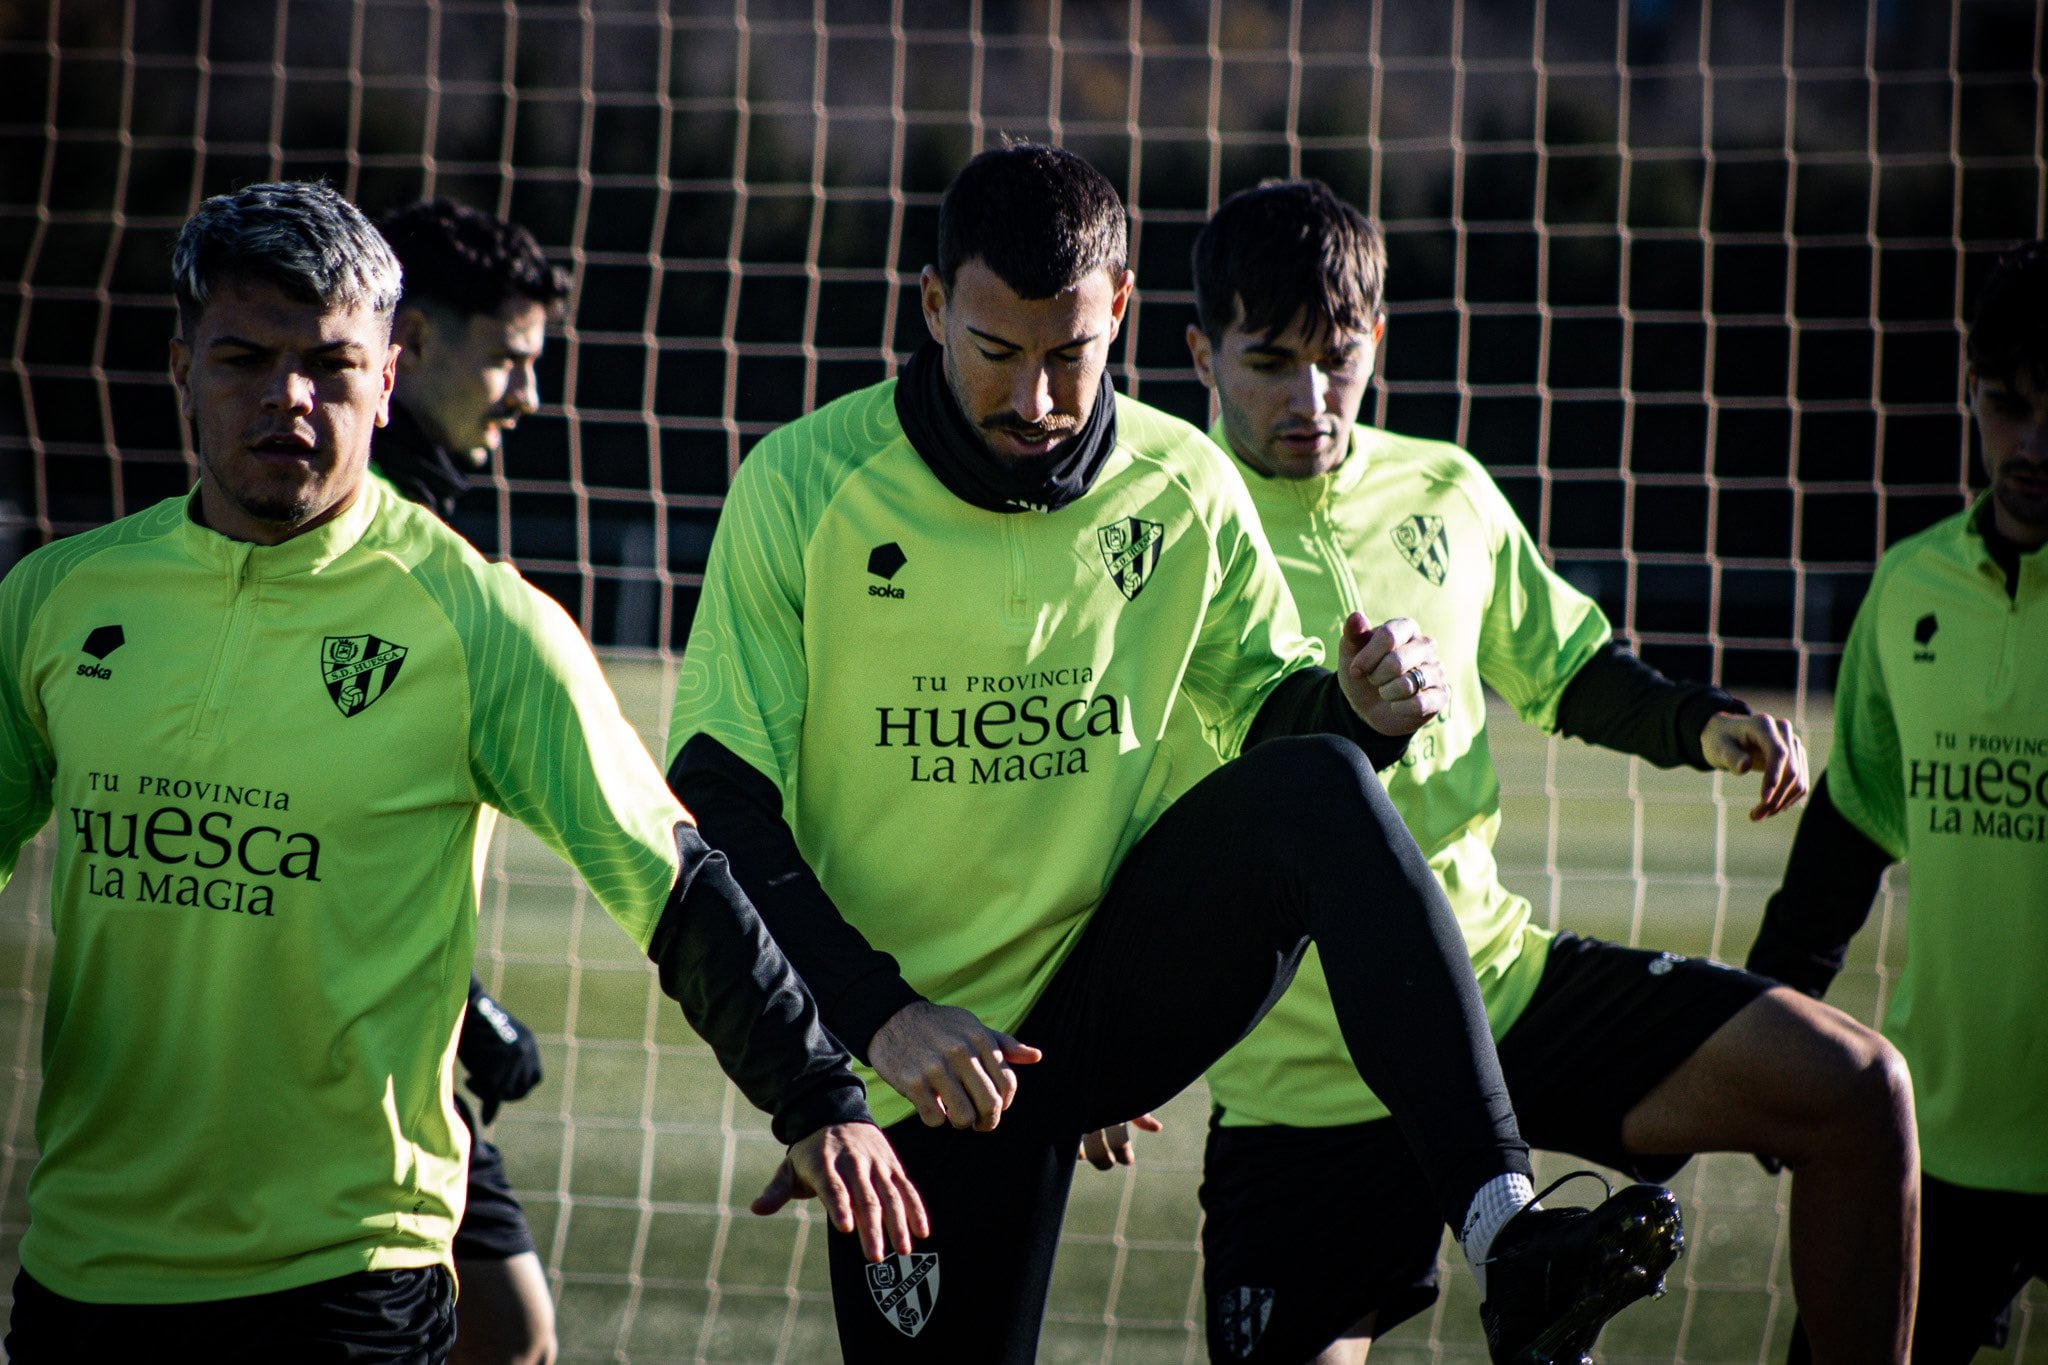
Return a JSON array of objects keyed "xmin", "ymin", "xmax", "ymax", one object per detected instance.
[
  {"xmin": 647, "ymin": 823, "xmax": 873, "ymax": 1144},
  {"xmin": 1744, "ymin": 772, "xmax": 1894, "ymax": 998},
  {"xmin": 1244, "ymin": 666, "xmax": 1410, "ymax": 770},
  {"xmin": 1554, "ymin": 641, "xmax": 1748, "ymax": 769},
  {"xmin": 667, "ymin": 734, "xmax": 923, "ymax": 1062}
]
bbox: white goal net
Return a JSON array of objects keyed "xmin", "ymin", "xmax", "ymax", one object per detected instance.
[{"xmin": 2, "ymin": 1, "xmax": 2044, "ymax": 1360}]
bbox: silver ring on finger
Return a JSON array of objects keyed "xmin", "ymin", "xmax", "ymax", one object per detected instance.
[{"xmin": 1406, "ymin": 666, "xmax": 1427, "ymax": 694}]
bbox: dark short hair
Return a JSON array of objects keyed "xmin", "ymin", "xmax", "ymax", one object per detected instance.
[
  {"xmin": 376, "ymin": 199, "xmax": 571, "ymax": 319},
  {"xmin": 173, "ymin": 181, "xmax": 402, "ymax": 332},
  {"xmin": 935, "ymin": 144, "xmax": 1128, "ymax": 299},
  {"xmin": 1967, "ymin": 239, "xmax": 2048, "ymax": 390},
  {"xmin": 1192, "ymin": 179, "xmax": 1386, "ymax": 345}
]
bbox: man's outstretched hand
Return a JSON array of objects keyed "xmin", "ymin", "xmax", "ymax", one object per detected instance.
[
  {"xmin": 1701, "ymin": 710, "xmax": 1809, "ymax": 821},
  {"xmin": 753, "ymin": 1122, "xmax": 931, "ymax": 1263},
  {"xmin": 868, "ymin": 1000, "xmax": 1043, "ymax": 1131}
]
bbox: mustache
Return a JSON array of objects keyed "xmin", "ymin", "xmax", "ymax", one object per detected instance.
[{"xmin": 981, "ymin": 413, "xmax": 1081, "ymax": 440}]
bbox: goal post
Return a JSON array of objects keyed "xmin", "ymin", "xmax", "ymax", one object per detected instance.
[{"xmin": 2, "ymin": 1, "xmax": 2043, "ymax": 1359}]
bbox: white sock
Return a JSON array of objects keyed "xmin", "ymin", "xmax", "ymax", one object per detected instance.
[{"xmin": 1459, "ymin": 1171, "xmax": 1537, "ymax": 1297}]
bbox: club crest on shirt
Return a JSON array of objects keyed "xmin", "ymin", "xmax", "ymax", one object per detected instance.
[
  {"xmin": 1098, "ymin": 516, "xmax": 1165, "ymax": 601},
  {"xmin": 866, "ymin": 1251, "xmax": 940, "ymax": 1337},
  {"xmin": 1215, "ymin": 1285, "xmax": 1275, "ymax": 1358},
  {"xmin": 1391, "ymin": 513, "xmax": 1449, "ymax": 587},
  {"xmin": 320, "ymin": 634, "xmax": 408, "ymax": 718}
]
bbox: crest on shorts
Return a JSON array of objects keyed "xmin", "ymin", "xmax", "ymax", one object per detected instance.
[
  {"xmin": 866, "ymin": 1251, "xmax": 940, "ymax": 1337},
  {"xmin": 1098, "ymin": 516, "xmax": 1165, "ymax": 601},
  {"xmin": 1391, "ymin": 514, "xmax": 1449, "ymax": 587},
  {"xmin": 320, "ymin": 634, "xmax": 408, "ymax": 718},
  {"xmin": 1215, "ymin": 1285, "xmax": 1275, "ymax": 1358}
]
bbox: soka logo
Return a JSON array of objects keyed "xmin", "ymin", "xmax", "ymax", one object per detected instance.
[
  {"xmin": 321, "ymin": 634, "xmax": 408, "ymax": 717},
  {"xmin": 866, "ymin": 1251, "xmax": 940, "ymax": 1338},
  {"xmin": 76, "ymin": 624, "xmax": 124, "ymax": 679},
  {"xmin": 867, "ymin": 542, "xmax": 907, "ymax": 599},
  {"xmin": 1913, "ymin": 612, "xmax": 1938, "ymax": 662},
  {"xmin": 1097, "ymin": 516, "xmax": 1164, "ymax": 601},
  {"xmin": 1391, "ymin": 514, "xmax": 1449, "ymax": 587}
]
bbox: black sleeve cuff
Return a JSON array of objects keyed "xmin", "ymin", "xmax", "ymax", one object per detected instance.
[
  {"xmin": 1556, "ymin": 641, "xmax": 1746, "ymax": 771},
  {"xmin": 1245, "ymin": 667, "xmax": 1413, "ymax": 771},
  {"xmin": 771, "ymin": 1082, "xmax": 877, "ymax": 1147}
]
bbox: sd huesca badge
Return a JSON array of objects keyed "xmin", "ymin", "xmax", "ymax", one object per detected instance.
[
  {"xmin": 1390, "ymin": 513, "xmax": 1449, "ymax": 587},
  {"xmin": 865, "ymin": 1251, "xmax": 940, "ymax": 1337},
  {"xmin": 1098, "ymin": 516, "xmax": 1165, "ymax": 601},
  {"xmin": 321, "ymin": 635, "xmax": 408, "ymax": 717}
]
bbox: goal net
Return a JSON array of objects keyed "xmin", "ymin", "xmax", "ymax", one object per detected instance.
[{"xmin": 2, "ymin": 1, "xmax": 2043, "ymax": 1360}]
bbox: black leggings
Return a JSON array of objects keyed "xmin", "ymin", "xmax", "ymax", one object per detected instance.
[{"xmin": 828, "ymin": 735, "xmax": 1527, "ymax": 1362}]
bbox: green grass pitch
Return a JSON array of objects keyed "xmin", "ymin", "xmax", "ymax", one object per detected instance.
[{"xmin": 0, "ymin": 658, "xmax": 2040, "ymax": 1361}]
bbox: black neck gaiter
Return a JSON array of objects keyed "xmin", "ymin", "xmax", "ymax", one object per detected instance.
[
  {"xmin": 371, "ymin": 403, "xmax": 473, "ymax": 519},
  {"xmin": 893, "ymin": 342, "xmax": 1118, "ymax": 514}
]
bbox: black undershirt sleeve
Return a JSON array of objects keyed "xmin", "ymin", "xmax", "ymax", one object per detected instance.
[
  {"xmin": 1243, "ymin": 667, "xmax": 1411, "ymax": 771},
  {"xmin": 642, "ymin": 819, "xmax": 873, "ymax": 1144},
  {"xmin": 1553, "ymin": 640, "xmax": 1748, "ymax": 770},
  {"xmin": 667, "ymin": 733, "xmax": 922, "ymax": 1065},
  {"xmin": 1743, "ymin": 772, "xmax": 1895, "ymax": 998}
]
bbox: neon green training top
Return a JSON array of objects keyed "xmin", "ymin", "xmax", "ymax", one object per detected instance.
[
  {"xmin": 1825, "ymin": 499, "xmax": 2048, "ymax": 1193},
  {"xmin": 0, "ymin": 478, "xmax": 686, "ymax": 1302},
  {"xmin": 1204, "ymin": 424, "xmax": 1610, "ymax": 1129},
  {"xmin": 670, "ymin": 381, "xmax": 1320, "ymax": 1128}
]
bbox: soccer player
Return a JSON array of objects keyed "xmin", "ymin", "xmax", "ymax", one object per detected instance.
[
  {"xmin": 373, "ymin": 196, "xmax": 576, "ymax": 1365},
  {"xmin": 372, "ymin": 198, "xmax": 567, "ymax": 520},
  {"xmin": 1178, "ymin": 179, "xmax": 1916, "ymax": 1363},
  {"xmin": 1748, "ymin": 238, "xmax": 2048, "ymax": 1364},
  {"xmin": 667, "ymin": 143, "xmax": 1685, "ymax": 1364},
  {"xmin": 0, "ymin": 181, "xmax": 925, "ymax": 1364}
]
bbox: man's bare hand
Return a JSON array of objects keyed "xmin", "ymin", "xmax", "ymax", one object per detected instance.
[
  {"xmin": 1078, "ymin": 1113, "xmax": 1163, "ymax": 1171},
  {"xmin": 868, "ymin": 1000, "xmax": 1042, "ymax": 1131},
  {"xmin": 1701, "ymin": 710, "xmax": 1809, "ymax": 820},
  {"xmin": 1337, "ymin": 612, "xmax": 1446, "ymax": 735},
  {"xmin": 753, "ymin": 1122, "xmax": 931, "ymax": 1263}
]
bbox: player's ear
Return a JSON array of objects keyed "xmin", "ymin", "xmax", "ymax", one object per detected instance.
[
  {"xmin": 1186, "ymin": 324, "xmax": 1215, "ymax": 388},
  {"xmin": 1105, "ymin": 268, "xmax": 1135, "ymax": 336},
  {"xmin": 392, "ymin": 305, "xmax": 429, "ymax": 369},
  {"xmin": 376, "ymin": 340, "xmax": 399, "ymax": 427},
  {"xmin": 168, "ymin": 336, "xmax": 195, "ymax": 420},
  {"xmin": 918, "ymin": 266, "xmax": 948, "ymax": 346}
]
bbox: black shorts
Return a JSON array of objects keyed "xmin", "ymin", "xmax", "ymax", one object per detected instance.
[
  {"xmin": 1201, "ymin": 932, "xmax": 1773, "ymax": 1360},
  {"xmin": 4, "ymin": 1264, "xmax": 455, "ymax": 1364},
  {"xmin": 451, "ymin": 1093, "xmax": 538, "ymax": 1262}
]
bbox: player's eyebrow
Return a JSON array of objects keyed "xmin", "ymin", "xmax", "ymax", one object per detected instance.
[
  {"xmin": 966, "ymin": 324, "xmax": 1102, "ymax": 354},
  {"xmin": 206, "ymin": 334, "xmax": 366, "ymax": 359}
]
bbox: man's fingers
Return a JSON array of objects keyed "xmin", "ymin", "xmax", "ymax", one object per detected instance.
[
  {"xmin": 1079, "ymin": 1128, "xmax": 1116, "ymax": 1169},
  {"xmin": 927, "ymin": 1063, "xmax": 987, "ymax": 1130},
  {"xmin": 997, "ymin": 1034, "xmax": 1044, "ymax": 1065},
  {"xmin": 840, "ymin": 1162, "xmax": 885, "ymax": 1262},
  {"xmin": 1132, "ymin": 1112, "xmax": 1164, "ymax": 1134},
  {"xmin": 881, "ymin": 1166, "xmax": 923, "ymax": 1255},
  {"xmin": 750, "ymin": 1159, "xmax": 799, "ymax": 1218},
  {"xmin": 1343, "ymin": 612, "xmax": 1390, "ymax": 676}
]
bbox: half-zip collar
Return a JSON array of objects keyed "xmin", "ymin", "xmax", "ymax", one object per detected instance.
[{"xmin": 176, "ymin": 474, "xmax": 386, "ymax": 580}]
